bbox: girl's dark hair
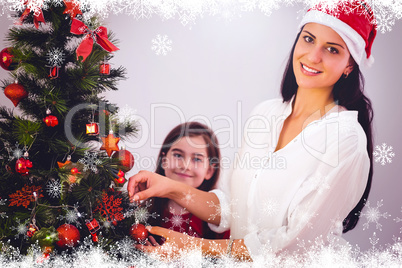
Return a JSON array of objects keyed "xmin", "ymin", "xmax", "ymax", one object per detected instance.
[
  {"xmin": 280, "ymin": 29, "xmax": 374, "ymax": 233},
  {"xmin": 148, "ymin": 122, "xmax": 221, "ymax": 238}
]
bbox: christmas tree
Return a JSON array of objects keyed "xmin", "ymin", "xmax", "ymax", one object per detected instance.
[{"xmin": 0, "ymin": 1, "xmax": 145, "ymax": 260}]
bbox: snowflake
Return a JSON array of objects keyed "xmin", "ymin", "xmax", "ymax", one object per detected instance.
[
  {"xmin": 261, "ymin": 198, "xmax": 279, "ymax": 216},
  {"xmin": 78, "ymin": 151, "xmax": 102, "ymax": 172},
  {"xmin": 6, "ymin": 142, "xmax": 25, "ymax": 161},
  {"xmin": 46, "ymin": 179, "xmax": 61, "ymax": 198},
  {"xmin": 0, "ymin": 212, "xmax": 7, "ymax": 219},
  {"xmin": 94, "ymin": 191, "xmax": 124, "ymax": 223},
  {"xmin": 360, "ymin": 200, "xmax": 390, "ymax": 231},
  {"xmin": 151, "ymin": 34, "xmax": 172, "ymax": 56},
  {"xmin": 57, "ymin": 204, "xmax": 85, "ymax": 227},
  {"xmin": 207, "ymin": 198, "xmax": 238, "ymax": 222},
  {"xmin": 182, "ymin": 190, "xmax": 195, "ymax": 205},
  {"xmin": 394, "ymin": 207, "xmax": 402, "ymax": 233},
  {"xmin": 8, "ymin": 185, "xmax": 43, "ymax": 208},
  {"xmin": 10, "ymin": 218, "xmax": 28, "ymax": 239},
  {"xmin": 125, "ymin": 200, "xmax": 158, "ymax": 225},
  {"xmin": 113, "ymin": 237, "xmax": 136, "ymax": 259},
  {"xmin": 373, "ymin": 143, "xmax": 395, "ymax": 166},
  {"xmin": 114, "ymin": 105, "xmax": 138, "ymax": 124},
  {"xmin": 375, "ymin": 9, "xmax": 395, "ymax": 33},
  {"xmin": 0, "ymin": 198, "xmax": 7, "ymax": 206},
  {"xmin": 46, "ymin": 47, "xmax": 65, "ymax": 67},
  {"xmin": 163, "ymin": 208, "xmax": 190, "ymax": 233}
]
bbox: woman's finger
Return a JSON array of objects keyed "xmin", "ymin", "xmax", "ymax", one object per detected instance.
[{"xmin": 148, "ymin": 235, "xmax": 160, "ymax": 246}]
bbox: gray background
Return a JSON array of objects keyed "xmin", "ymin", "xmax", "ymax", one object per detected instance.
[{"xmin": 0, "ymin": 3, "xmax": 400, "ymax": 252}]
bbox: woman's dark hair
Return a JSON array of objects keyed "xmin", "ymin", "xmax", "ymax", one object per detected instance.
[
  {"xmin": 280, "ymin": 29, "xmax": 374, "ymax": 233},
  {"xmin": 148, "ymin": 122, "xmax": 221, "ymax": 238}
]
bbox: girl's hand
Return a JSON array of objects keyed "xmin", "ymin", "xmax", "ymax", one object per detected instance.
[
  {"xmin": 135, "ymin": 226, "xmax": 201, "ymax": 260},
  {"xmin": 127, "ymin": 170, "xmax": 174, "ymax": 202}
]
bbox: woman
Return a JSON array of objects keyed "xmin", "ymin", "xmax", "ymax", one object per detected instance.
[{"xmin": 128, "ymin": 1, "xmax": 376, "ymax": 261}]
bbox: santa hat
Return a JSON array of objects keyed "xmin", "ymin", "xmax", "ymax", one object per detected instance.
[{"xmin": 299, "ymin": 1, "xmax": 377, "ymax": 67}]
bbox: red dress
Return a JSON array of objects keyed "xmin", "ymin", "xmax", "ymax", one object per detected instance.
[{"xmin": 160, "ymin": 209, "xmax": 230, "ymax": 240}]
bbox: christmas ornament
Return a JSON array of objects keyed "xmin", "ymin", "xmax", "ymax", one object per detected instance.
[
  {"xmin": 70, "ymin": 167, "xmax": 81, "ymax": 175},
  {"xmin": 63, "ymin": 0, "xmax": 82, "ymax": 20},
  {"xmin": 0, "ymin": 47, "xmax": 17, "ymax": 71},
  {"xmin": 57, "ymin": 160, "xmax": 71, "ymax": 168},
  {"xmin": 86, "ymin": 123, "xmax": 99, "ymax": 135},
  {"xmin": 86, "ymin": 219, "xmax": 100, "ymax": 242},
  {"xmin": 130, "ymin": 223, "xmax": 148, "ymax": 243},
  {"xmin": 94, "ymin": 191, "xmax": 124, "ymax": 223},
  {"xmin": 4, "ymin": 82, "xmax": 28, "ymax": 107},
  {"xmin": 17, "ymin": 1, "xmax": 45, "ymax": 29},
  {"xmin": 43, "ymin": 115, "xmax": 58, "ymax": 127},
  {"xmin": 56, "ymin": 224, "xmax": 80, "ymax": 249},
  {"xmin": 70, "ymin": 18, "xmax": 119, "ymax": 62},
  {"xmin": 112, "ymin": 149, "xmax": 134, "ymax": 172},
  {"xmin": 100, "ymin": 132, "xmax": 120, "ymax": 157},
  {"xmin": 49, "ymin": 66, "xmax": 60, "ymax": 79},
  {"xmin": 116, "ymin": 170, "xmax": 125, "ymax": 184},
  {"xmin": 15, "ymin": 157, "xmax": 33, "ymax": 175},
  {"xmin": 27, "ymin": 223, "xmax": 38, "ymax": 238},
  {"xmin": 9, "ymin": 185, "xmax": 43, "ymax": 208},
  {"xmin": 99, "ymin": 61, "xmax": 110, "ymax": 75}
]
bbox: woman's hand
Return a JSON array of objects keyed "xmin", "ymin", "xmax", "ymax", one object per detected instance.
[
  {"xmin": 127, "ymin": 170, "xmax": 175, "ymax": 202},
  {"xmin": 136, "ymin": 226, "xmax": 201, "ymax": 261}
]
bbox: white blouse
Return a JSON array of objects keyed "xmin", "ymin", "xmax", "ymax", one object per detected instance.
[{"xmin": 209, "ymin": 98, "xmax": 370, "ymax": 258}]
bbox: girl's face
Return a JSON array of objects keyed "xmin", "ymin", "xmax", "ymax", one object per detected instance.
[
  {"xmin": 292, "ymin": 23, "xmax": 354, "ymax": 92},
  {"xmin": 162, "ymin": 136, "xmax": 214, "ymax": 188}
]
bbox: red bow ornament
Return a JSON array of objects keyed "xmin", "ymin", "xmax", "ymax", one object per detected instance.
[
  {"xmin": 17, "ymin": 1, "xmax": 45, "ymax": 29},
  {"xmin": 70, "ymin": 19, "xmax": 119, "ymax": 62}
]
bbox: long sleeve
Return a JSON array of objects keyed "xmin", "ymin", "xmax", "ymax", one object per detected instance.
[{"xmin": 243, "ymin": 118, "xmax": 370, "ymax": 257}]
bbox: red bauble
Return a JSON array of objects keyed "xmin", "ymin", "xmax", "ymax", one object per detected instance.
[
  {"xmin": 15, "ymin": 157, "xmax": 33, "ymax": 175},
  {"xmin": 0, "ymin": 47, "xmax": 17, "ymax": 71},
  {"xmin": 112, "ymin": 150, "xmax": 134, "ymax": 172},
  {"xmin": 129, "ymin": 223, "xmax": 148, "ymax": 243},
  {"xmin": 86, "ymin": 123, "xmax": 99, "ymax": 135},
  {"xmin": 4, "ymin": 82, "xmax": 28, "ymax": 107},
  {"xmin": 43, "ymin": 115, "xmax": 58, "ymax": 127},
  {"xmin": 56, "ymin": 224, "xmax": 80, "ymax": 249},
  {"xmin": 99, "ymin": 63, "xmax": 110, "ymax": 75}
]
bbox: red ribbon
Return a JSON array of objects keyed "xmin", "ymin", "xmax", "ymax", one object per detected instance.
[
  {"xmin": 70, "ymin": 18, "xmax": 119, "ymax": 62},
  {"xmin": 17, "ymin": 1, "xmax": 45, "ymax": 29}
]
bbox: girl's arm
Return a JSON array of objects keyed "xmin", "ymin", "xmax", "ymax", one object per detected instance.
[
  {"xmin": 127, "ymin": 170, "xmax": 221, "ymax": 225},
  {"xmin": 137, "ymin": 226, "xmax": 252, "ymax": 261}
]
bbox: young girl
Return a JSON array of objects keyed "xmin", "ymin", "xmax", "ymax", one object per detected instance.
[
  {"xmin": 129, "ymin": 0, "xmax": 376, "ymax": 261},
  {"xmin": 145, "ymin": 122, "xmax": 229, "ymax": 244}
]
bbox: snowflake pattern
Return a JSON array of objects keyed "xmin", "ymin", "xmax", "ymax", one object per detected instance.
[
  {"xmin": 6, "ymin": 142, "xmax": 26, "ymax": 161},
  {"xmin": 182, "ymin": 190, "xmax": 195, "ymax": 205},
  {"xmin": 113, "ymin": 237, "xmax": 136, "ymax": 259},
  {"xmin": 375, "ymin": 8, "xmax": 396, "ymax": 33},
  {"xmin": 207, "ymin": 198, "xmax": 239, "ymax": 224},
  {"xmin": 261, "ymin": 198, "xmax": 279, "ymax": 217},
  {"xmin": 151, "ymin": 34, "xmax": 172, "ymax": 56},
  {"xmin": 8, "ymin": 185, "xmax": 43, "ymax": 208},
  {"xmin": 394, "ymin": 207, "xmax": 402, "ymax": 233},
  {"xmin": 78, "ymin": 151, "xmax": 102, "ymax": 172},
  {"xmin": 125, "ymin": 200, "xmax": 159, "ymax": 225},
  {"xmin": 57, "ymin": 205, "xmax": 85, "ymax": 227},
  {"xmin": 94, "ymin": 191, "xmax": 124, "ymax": 223},
  {"xmin": 10, "ymin": 218, "xmax": 29, "ymax": 239},
  {"xmin": 373, "ymin": 143, "xmax": 395, "ymax": 166},
  {"xmin": 162, "ymin": 208, "xmax": 191, "ymax": 233},
  {"xmin": 46, "ymin": 47, "xmax": 65, "ymax": 67},
  {"xmin": 46, "ymin": 179, "xmax": 61, "ymax": 198},
  {"xmin": 360, "ymin": 200, "xmax": 391, "ymax": 231},
  {"xmin": 0, "ymin": 198, "xmax": 7, "ymax": 206}
]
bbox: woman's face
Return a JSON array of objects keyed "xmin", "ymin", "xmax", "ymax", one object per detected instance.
[
  {"xmin": 292, "ymin": 23, "xmax": 354, "ymax": 92},
  {"xmin": 162, "ymin": 136, "xmax": 213, "ymax": 188}
]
